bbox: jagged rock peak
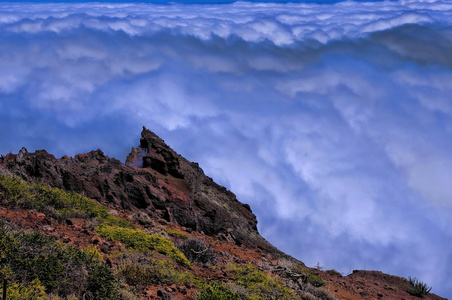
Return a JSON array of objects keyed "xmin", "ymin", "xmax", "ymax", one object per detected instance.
[{"xmin": 126, "ymin": 127, "xmax": 184, "ymax": 179}]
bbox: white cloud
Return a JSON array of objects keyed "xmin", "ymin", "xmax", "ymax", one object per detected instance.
[
  {"xmin": 408, "ymin": 159, "xmax": 452, "ymax": 208},
  {"xmin": 1, "ymin": 1, "xmax": 450, "ymax": 44},
  {"xmin": 1, "ymin": 1, "xmax": 452, "ymax": 297}
]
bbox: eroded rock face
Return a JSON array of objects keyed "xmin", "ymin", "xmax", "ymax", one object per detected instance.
[
  {"xmin": 0, "ymin": 127, "xmax": 276, "ymax": 252},
  {"xmin": 127, "ymin": 127, "xmax": 184, "ymax": 179}
]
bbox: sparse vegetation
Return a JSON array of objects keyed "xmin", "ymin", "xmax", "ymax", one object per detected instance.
[
  {"xmin": 326, "ymin": 269, "xmax": 341, "ymax": 277},
  {"xmin": 177, "ymin": 238, "xmax": 216, "ymax": 265},
  {"xmin": 2, "ymin": 278, "xmax": 47, "ymax": 300},
  {"xmin": 197, "ymin": 281, "xmax": 241, "ymax": 300},
  {"xmin": 132, "ymin": 211, "xmax": 153, "ymax": 225},
  {"xmin": 228, "ymin": 264, "xmax": 300, "ymax": 299},
  {"xmin": 299, "ymin": 283, "xmax": 338, "ymax": 300},
  {"xmin": 408, "ymin": 277, "xmax": 432, "ymax": 298},
  {"xmin": 0, "ymin": 175, "xmax": 131, "ymax": 228},
  {"xmin": 164, "ymin": 227, "xmax": 190, "ymax": 239},
  {"xmin": 307, "ymin": 273, "xmax": 325, "ymax": 287},
  {"xmin": 95, "ymin": 225, "xmax": 190, "ymax": 266},
  {"xmin": 114, "ymin": 251, "xmax": 196, "ymax": 288},
  {"xmin": 158, "ymin": 218, "xmax": 169, "ymax": 225},
  {"xmin": 315, "ymin": 262, "xmax": 323, "ymax": 271},
  {"xmin": 288, "ymin": 264, "xmax": 325, "ymax": 288},
  {"xmin": 283, "ymin": 262, "xmax": 336, "ymax": 300},
  {"xmin": 88, "ymin": 264, "xmax": 118, "ymax": 299},
  {"xmin": 0, "ymin": 222, "xmax": 117, "ymax": 299}
]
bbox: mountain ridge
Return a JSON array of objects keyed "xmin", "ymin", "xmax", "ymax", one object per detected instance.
[
  {"xmin": 1, "ymin": 127, "xmax": 278, "ymax": 254},
  {"xmin": 0, "ymin": 127, "xmax": 446, "ymax": 300}
]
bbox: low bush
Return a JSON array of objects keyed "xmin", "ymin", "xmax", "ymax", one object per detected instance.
[
  {"xmin": 96, "ymin": 225, "xmax": 190, "ymax": 266},
  {"xmin": 228, "ymin": 264, "xmax": 300, "ymax": 300},
  {"xmin": 326, "ymin": 269, "xmax": 341, "ymax": 277},
  {"xmin": 115, "ymin": 252, "xmax": 195, "ymax": 288},
  {"xmin": 0, "ymin": 222, "xmax": 117, "ymax": 299},
  {"xmin": 307, "ymin": 273, "xmax": 325, "ymax": 287},
  {"xmin": 0, "ymin": 174, "xmax": 28, "ymax": 202},
  {"xmin": 177, "ymin": 238, "xmax": 216, "ymax": 265},
  {"xmin": 118, "ymin": 289, "xmax": 140, "ymax": 300},
  {"xmin": 299, "ymin": 283, "xmax": 338, "ymax": 300},
  {"xmin": 197, "ymin": 281, "xmax": 240, "ymax": 300},
  {"xmin": 285, "ymin": 263, "xmax": 326, "ymax": 287},
  {"xmin": 3, "ymin": 278, "xmax": 47, "ymax": 300},
  {"xmin": 164, "ymin": 228, "xmax": 190, "ymax": 239},
  {"xmin": 408, "ymin": 277, "xmax": 431, "ymax": 298},
  {"xmin": 87, "ymin": 264, "xmax": 117, "ymax": 299}
]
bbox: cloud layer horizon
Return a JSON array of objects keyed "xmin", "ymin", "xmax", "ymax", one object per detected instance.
[{"xmin": 1, "ymin": 1, "xmax": 452, "ymax": 297}]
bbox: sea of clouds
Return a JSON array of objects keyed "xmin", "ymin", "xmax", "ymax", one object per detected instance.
[{"xmin": 1, "ymin": 0, "xmax": 452, "ymax": 297}]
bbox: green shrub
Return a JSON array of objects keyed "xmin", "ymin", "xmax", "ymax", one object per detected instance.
[
  {"xmin": 288, "ymin": 265, "xmax": 325, "ymax": 287},
  {"xmin": 0, "ymin": 223, "xmax": 117, "ymax": 299},
  {"xmin": 115, "ymin": 252, "xmax": 195, "ymax": 288},
  {"xmin": 408, "ymin": 277, "xmax": 431, "ymax": 298},
  {"xmin": 0, "ymin": 224, "xmax": 20, "ymax": 261},
  {"xmin": 197, "ymin": 281, "xmax": 241, "ymax": 300},
  {"xmin": 228, "ymin": 264, "xmax": 299, "ymax": 300},
  {"xmin": 116, "ymin": 261, "xmax": 158, "ymax": 287},
  {"xmin": 79, "ymin": 245, "xmax": 104, "ymax": 263},
  {"xmin": 307, "ymin": 273, "xmax": 325, "ymax": 287},
  {"xmin": 0, "ymin": 229, "xmax": 65, "ymax": 292},
  {"xmin": 87, "ymin": 264, "xmax": 118, "ymax": 300},
  {"xmin": 0, "ymin": 175, "xmax": 31, "ymax": 206},
  {"xmin": 326, "ymin": 269, "xmax": 341, "ymax": 277},
  {"xmin": 96, "ymin": 225, "xmax": 190, "ymax": 266},
  {"xmin": 3, "ymin": 278, "xmax": 47, "ymax": 300},
  {"xmin": 164, "ymin": 228, "xmax": 190, "ymax": 239},
  {"xmin": 23, "ymin": 255, "xmax": 64, "ymax": 291}
]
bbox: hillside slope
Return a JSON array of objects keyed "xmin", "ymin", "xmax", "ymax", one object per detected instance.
[{"xmin": 0, "ymin": 127, "xmax": 445, "ymax": 300}]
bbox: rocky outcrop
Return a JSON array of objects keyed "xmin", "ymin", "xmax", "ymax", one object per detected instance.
[
  {"xmin": 0, "ymin": 127, "xmax": 278, "ymax": 252},
  {"xmin": 127, "ymin": 128, "xmax": 184, "ymax": 179}
]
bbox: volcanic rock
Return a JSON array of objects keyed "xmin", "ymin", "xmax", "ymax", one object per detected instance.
[{"xmin": 0, "ymin": 127, "xmax": 278, "ymax": 253}]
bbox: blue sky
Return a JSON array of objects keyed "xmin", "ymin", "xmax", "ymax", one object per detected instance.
[{"xmin": 1, "ymin": 0, "xmax": 452, "ymax": 298}]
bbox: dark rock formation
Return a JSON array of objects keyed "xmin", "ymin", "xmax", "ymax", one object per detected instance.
[
  {"xmin": 127, "ymin": 127, "xmax": 184, "ymax": 179},
  {"xmin": 0, "ymin": 127, "xmax": 278, "ymax": 253}
]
